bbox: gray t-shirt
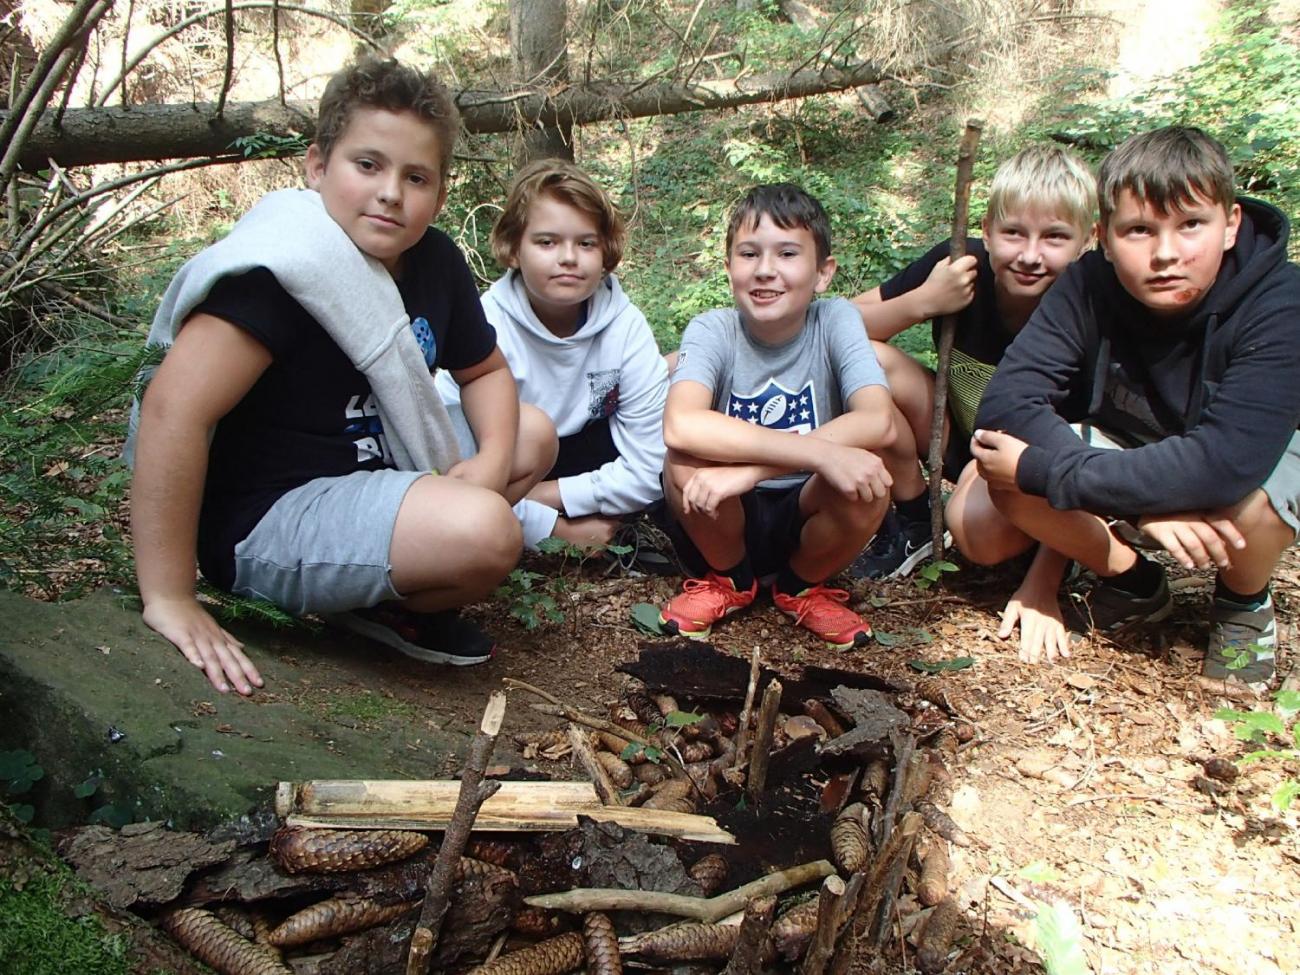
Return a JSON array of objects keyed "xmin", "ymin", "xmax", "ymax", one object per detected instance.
[{"xmin": 672, "ymin": 297, "xmax": 888, "ymax": 486}]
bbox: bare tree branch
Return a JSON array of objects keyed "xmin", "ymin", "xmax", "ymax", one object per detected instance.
[{"xmin": 216, "ymin": 0, "xmax": 236, "ymax": 118}]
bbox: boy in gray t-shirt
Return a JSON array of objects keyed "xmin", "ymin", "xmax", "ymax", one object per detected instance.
[{"xmin": 659, "ymin": 184, "xmax": 895, "ymax": 648}]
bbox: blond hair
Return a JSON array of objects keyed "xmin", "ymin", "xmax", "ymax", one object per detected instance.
[
  {"xmin": 985, "ymin": 145, "xmax": 1096, "ymax": 234},
  {"xmin": 491, "ymin": 159, "xmax": 626, "ymax": 272},
  {"xmin": 1098, "ymin": 126, "xmax": 1235, "ymax": 226}
]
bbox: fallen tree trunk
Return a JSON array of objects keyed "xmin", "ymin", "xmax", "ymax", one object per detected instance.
[{"xmin": 6, "ymin": 58, "xmax": 919, "ymax": 170}]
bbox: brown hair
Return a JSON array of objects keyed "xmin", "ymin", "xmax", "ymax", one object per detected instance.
[
  {"xmin": 315, "ymin": 57, "xmax": 459, "ymax": 179},
  {"xmin": 726, "ymin": 183, "xmax": 832, "ymax": 264},
  {"xmin": 1098, "ymin": 126, "xmax": 1235, "ymax": 225},
  {"xmin": 491, "ymin": 159, "xmax": 626, "ymax": 272}
]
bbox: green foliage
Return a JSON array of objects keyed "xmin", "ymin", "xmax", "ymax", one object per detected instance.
[
  {"xmin": 1214, "ymin": 689, "xmax": 1300, "ymax": 813},
  {"xmin": 0, "ymin": 868, "xmax": 130, "ymax": 975},
  {"xmin": 872, "ymin": 627, "xmax": 932, "ymax": 648},
  {"xmin": 909, "ymin": 655, "xmax": 975, "ymax": 674},
  {"xmin": 1, "ymin": 750, "xmax": 43, "ymax": 824},
  {"xmin": 229, "ymin": 132, "xmax": 309, "ymax": 159},
  {"xmin": 495, "ymin": 568, "xmax": 564, "ymax": 630},
  {"xmin": 629, "ymin": 601, "xmax": 666, "ymax": 635},
  {"xmin": 913, "ymin": 559, "xmax": 959, "ymax": 591},
  {"xmin": 1034, "ymin": 900, "xmax": 1089, "ymax": 975},
  {"xmin": 1041, "ymin": 0, "xmax": 1300, "ymax": 233}
]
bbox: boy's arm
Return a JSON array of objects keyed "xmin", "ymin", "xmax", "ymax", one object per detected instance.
[
  {"xmin": 852, "ymin": 253, "xmax": 979, "ymax": 340},
  {"xmin": 132, "ymin": 313, "xmax": 270, "ymax": 696},
  {"xmin": 448, "ymin": 346, "xmax": 519, "ymax": 495}
]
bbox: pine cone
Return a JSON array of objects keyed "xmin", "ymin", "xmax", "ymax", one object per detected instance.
[{"xmin": 269, "ymin": 826, "xmax": 428, "ymax": 874}]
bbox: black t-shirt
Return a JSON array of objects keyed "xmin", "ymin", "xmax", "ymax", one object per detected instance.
[
  {"xmin": 194, "ymin": 227, "xmax": 496, "ymax": 590},
  {"xmin": 879, "ymin": 238, "xmax": 1007, "ymax": 464}
]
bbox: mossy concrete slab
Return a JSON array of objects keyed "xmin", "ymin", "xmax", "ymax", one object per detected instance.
[{"xmin": 0, "ymin": 588, "xmax": 471, "ymax": 829}]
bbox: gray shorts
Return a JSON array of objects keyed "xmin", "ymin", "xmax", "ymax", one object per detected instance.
[
  {"xmin": 230, "ymin": 468, "xmax": 427, "ymax": 615},
  {"xmin": 1074, "ymin": 422, "xmax": 1300, "ymax": 541}
]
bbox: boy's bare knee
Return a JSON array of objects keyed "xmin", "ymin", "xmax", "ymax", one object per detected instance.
[{"xmin": 520, "ymin": 404, "xmax": 559, "ymax": 474}]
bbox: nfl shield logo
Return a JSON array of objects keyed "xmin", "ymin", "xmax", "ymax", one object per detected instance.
[{"xmin": 727, "ymin": 379, "xmax": 817, "ymax": 434}]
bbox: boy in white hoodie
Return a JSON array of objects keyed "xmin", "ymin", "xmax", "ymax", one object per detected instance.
[{"xmin": 439, "ymin": 160, "xmax": 669, "ymax": 549}]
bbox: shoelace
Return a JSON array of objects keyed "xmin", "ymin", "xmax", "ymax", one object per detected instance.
[{"xmin": 781, "ymin": 585, "xmax": 852, "ymax": 625}]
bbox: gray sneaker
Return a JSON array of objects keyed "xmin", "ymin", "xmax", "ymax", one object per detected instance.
[{"xmin": 1202, "ymin": 594, "xmax": 1276, "ymax": 689}]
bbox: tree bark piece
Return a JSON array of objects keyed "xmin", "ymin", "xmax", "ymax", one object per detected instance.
[
  {"xmin": 466, "ymin": 932, "xmax": 585, "ymax": 975},
  {"xmin": 9, "ymin": 57, "xmax": 948, "ymax": 170},
  {"xmin": 582, "ymin": 912, "xmax": 623, "ymax": 975},
  {"xmin": 721, "ymin": 894, "xmax": 776, "ymax": 975},
  {"xmin": 799, "ymin": 875, "xmax": 848, "ymax": 975},
  {"xmin": 526, "ymin": 859, "xmax": 834, "ymax": 921},
  {"xmin": 408, "ymin": 691, "xmax": 506, "ymax": 974},
  {"xmin": 746, "ymin": 678, "xmax": 784, "ymax": 804},
  {"xmin": 928, "ymin": 118, "xmax": 984, "ymax": 558}
]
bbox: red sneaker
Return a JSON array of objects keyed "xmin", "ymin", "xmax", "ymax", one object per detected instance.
[
  {"xmin": 659, "ymin": 573, "xmax": 758, "ymax": 639},
  {"xmin": 772, "ymin": 584, "xmax": 872, "ymax": 649}
]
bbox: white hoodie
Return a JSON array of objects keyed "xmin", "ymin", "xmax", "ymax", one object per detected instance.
[{"xmin": 437, "ymin": 270, "xmax": 668, "ymax": 546}]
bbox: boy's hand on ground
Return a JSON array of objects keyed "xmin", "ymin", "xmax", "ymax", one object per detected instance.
[
  {"xmin": 999, "ymin": 584, "xmax": 1069, "ymax": 664},
  {"xmin": 682, "ymin": 466, "xmax": 765, "ymax": 517},
  {"xmin": 920, "ymin": 254, "xmax": 979, "ymax": 318},
  {"xmin": 971, "ymin": 429, "xmax": 1027, "ymax": 488},
  {"xmin": 552, "ymin": 514, "xmax": 621, "ymax": 549},
  {"xmin": 1136, "ymin": 512, "xmax": 1245, "ymax": 571},
  {"xmin": 816, "ymin": 445, "xmax": 892, "ymax": 502},
  {"xmin": 142, "ymin": 596, "xmax": 263, "ymax": 696},
  {"xmin": 446, "ymin": 453, "xmax": 510, "ymax": 495}
]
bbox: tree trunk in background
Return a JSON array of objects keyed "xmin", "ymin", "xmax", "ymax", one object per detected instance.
[{"xmin": 509, "ymin": 0, "xmax": 572, "ymax": 163}]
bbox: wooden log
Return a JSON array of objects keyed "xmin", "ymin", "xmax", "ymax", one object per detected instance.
[
  {"xmin": 928, "ymin": 118, "xmax": 984, "ymax": 558},
  {"xmin": 274, "ymin": 780, "xmax": 733, "ymax": 843},
  {"xmin": 527, "ymin": 859, "xmax": 835, "ymax": 922},
  {"xmin": 746, "ymin": 678, "xmax": 784, "ymax": 805},
  {"xmin": 409, "ymin": 691, "xmax": 506, "ymax": 973}
]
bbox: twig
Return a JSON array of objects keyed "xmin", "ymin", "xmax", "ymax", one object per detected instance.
[
  {"xmin": 1063, "ymin": 792, "xmax": 1198, "ymax": 809},
  {"xmin": 271, "ymin": 0, "xmax": 285, "ymax": 106},
  {"xmin": 568, "ymin": 722, "xmax": 622, "ymax": 806},
  {"xmin": 407, "ymin": 691, "xmax": 506, "ymax": 973},
  {"xmin": 745, "ymin": 678, "xmax": 783, "ymax": 805},
  {"xmin": 525, "ymin": 859, "xmax": 835, "ymax": 921},
  {"xmin": 732, "ymin": 646, "xmax": 762, "ymax": 770},
  {"xmin": 721, "ymin": 895, "xmax": 776, "ymax": 975},
  {"xmin": 800, "ymin": 875, "xmax": 847, "ymax": 975},
  {"xmin": 928, "ymin": 118, "xmax": 983, "ymax": 559},
  {"xmin": 52, "ymin": 33, "xmax": 89, "ymax": 128},
  {"xmin": 215, "ymin": 0, "xmax": 235, "ymax": 118},
  {"xmin": 404, "ymin": 928, "xmax": 432, "ymax": 975}
]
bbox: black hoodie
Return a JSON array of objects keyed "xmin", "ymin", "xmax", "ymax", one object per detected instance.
[{"xmin": 975, "ymin": 197, "xmax": 1300, "ymax": 519}]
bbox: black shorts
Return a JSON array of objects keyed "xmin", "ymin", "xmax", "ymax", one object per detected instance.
[
  {"xmin": 549, "ymin": 416, "xmax": 619, "ymax": 479},
  {"xmin": 661, "ymin": 480, "xmax": 809, "ymax": 580}
]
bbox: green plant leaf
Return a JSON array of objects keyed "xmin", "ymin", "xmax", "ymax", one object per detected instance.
[
  {"xmin": 909, "ymin": 656, "xmax": 975, "ymax": 673},
  {"xmin": 1271, "ymin": 779, "xmax": 1299, "ymax": 813},
  {"xmin": 1275, "ymin": 689, "xmax": 1300, "ymax": 721},
  {"xmin": 630, "ymin": 602, "xmax": 665, "ymax": 635},
  {"xmin": 665, "ymin": 710, "xmax": 704, "ymax": 728},
  {"xmin": 1017, "ymin": 860, "xmax": 1062, "ymax": 884},
  {"xmin": 89, "ymin": 802, "xmax": 134, "ymax": 829},
  {"xmin": 11, "ymin": 803, "xmax": 35, "ymax": 823},
  {"xmin": 620, "ymin": 742, "xmax": 644, "ymax": 761},
  {"xmin": 73, "ymin": 774, "xmax": 102, "ymax": 799},
  {"xmin": 1035, "ymin": 900, "xmax": 1088, "ymax": 975}
]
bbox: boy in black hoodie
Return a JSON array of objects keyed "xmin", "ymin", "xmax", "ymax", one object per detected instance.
[{"xmin": 972, "ymin": 126, "xmax": 1300, "ymax": 690}]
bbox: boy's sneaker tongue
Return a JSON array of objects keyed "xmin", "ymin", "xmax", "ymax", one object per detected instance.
[{"xmin": 324, "ymin": 604, "xmax": 495, "ymax": 666}]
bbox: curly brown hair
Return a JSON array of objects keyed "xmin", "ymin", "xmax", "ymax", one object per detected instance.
[{"xmin": 314, "ymin": 57, "xmax": 459, "ymax": 178}]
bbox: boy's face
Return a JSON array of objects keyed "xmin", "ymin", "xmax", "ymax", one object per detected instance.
[
  {"xmin": 726, "ymin": 215, "xmax": 835, "ymax": 337},
  {"xmin": 1101, "ymin": 188, "xmax": 1241, "ymax": 317},
  {"xmin": 510, "ymin": 194, "xmax": 605, "ymax": 333},
  {"xmin": 305, "ymin": 108, "xmax": 448, "ymax": 274},
  {"xmin": 982, "ymin": 207, "xmax": 1091, "ymax": 305}
]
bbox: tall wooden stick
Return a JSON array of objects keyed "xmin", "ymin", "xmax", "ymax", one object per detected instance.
[
  {"xmin": 731, "ymin": 646, "xmax": 763, "ymax": 771},
  {"xmin": 407, "ymin": 691, "xmax": 506, "ymax": 974},
  {"xmin": 722, "ymin": 895, "xmax": 776, "ymax": 975},
  {"xmin": 746, "ymin": 678, "xmax": 784, "ymax": 806},
  {"xmin": 928, "ymin": 119, "xmax": 984, "ymax": 559}
]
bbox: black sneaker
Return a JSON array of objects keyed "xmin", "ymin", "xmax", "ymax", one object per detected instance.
[
  {"xmin": 849, "ymin": 507, "xmax": 947, "ymax": 580},
  {"xmin": 606, "ymin": 512, "xmax": 683, "ymax": 577},
  {"xmin": 325, "ymin": 604, "xmax": 495, "ymax": 666},
  {"xmin": 1201, "ymin": 593, "xmax": 1276, "ymax": 689},
  {"xmin": 1067, "ymin": 567, "xmax": 1173, "ymax": 633}
]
